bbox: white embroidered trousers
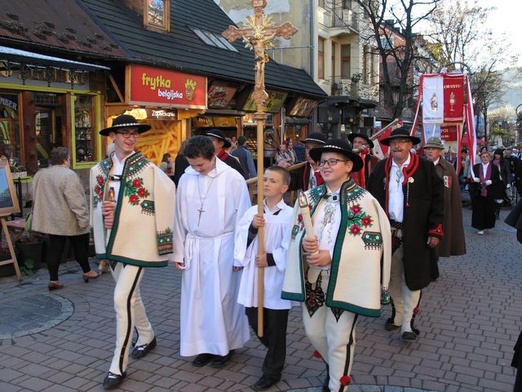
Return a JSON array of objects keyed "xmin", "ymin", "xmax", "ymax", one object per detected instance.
[{"xmin": 109, "ymin": 263, "xmax": 154, "ymax": 375}]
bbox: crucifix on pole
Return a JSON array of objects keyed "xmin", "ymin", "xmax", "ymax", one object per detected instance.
[{"xmin": 222, "ymin": 0, "xmax": 297, "ymax": 337}]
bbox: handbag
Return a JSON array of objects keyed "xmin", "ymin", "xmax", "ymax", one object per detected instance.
[{"xmin": 24, "ymin": 212, "xmax": 33, "ymax": 232}]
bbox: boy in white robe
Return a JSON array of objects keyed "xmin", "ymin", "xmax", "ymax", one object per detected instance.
[
  {"xmin": 173, "ymin": 135, "xmax": 251, "ymax": 368},
  {"xmin": 235, "ymin": 166, "xmax": 294, "ymax": 391}
]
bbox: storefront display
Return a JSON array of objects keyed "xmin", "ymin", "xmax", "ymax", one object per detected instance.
[{"xmin": 74, "ymin": 95, "xmax": 94, "ymax": 163}]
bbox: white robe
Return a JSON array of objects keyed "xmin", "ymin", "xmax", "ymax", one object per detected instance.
[
  {"xmin": 173, "ymin": 158, "xmax": 251, "ymax": 357},
  {"xmin": 235, "ymin": 200, "xmax": 294, "ymax": 310}
]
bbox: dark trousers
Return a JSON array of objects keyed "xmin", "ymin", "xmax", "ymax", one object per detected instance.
[
  {"xmin": 245, "ymin": 307, "xmax": 289, "ymax": 380},
  {"xmin": 47, "ymin": 233, "xmax": 90, "ymax": 281}
]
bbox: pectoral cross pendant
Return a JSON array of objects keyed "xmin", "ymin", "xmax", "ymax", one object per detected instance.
[{"xmin": 197, "ymin": 207, "xmax": 205, "ymax": 225}]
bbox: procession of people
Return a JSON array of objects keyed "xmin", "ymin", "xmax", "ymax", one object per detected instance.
[{"xmin": 28, "ymin": 113, "xmax": 522, "ymax": 391}]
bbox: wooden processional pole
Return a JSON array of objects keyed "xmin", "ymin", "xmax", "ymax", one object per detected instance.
[{"xmin": 223, "ymin": 0, "xmax": 297, "ymax": 337}]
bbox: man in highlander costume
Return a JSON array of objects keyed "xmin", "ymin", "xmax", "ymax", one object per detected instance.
[
  {"xmin": 90, "ymin": 114, "xmax": 176, "ymax": 389},
  {"xmin": 368, "ymin": 128, "xmax": 444, "ymax": 343},
  {"xmin": 282, "ymin": 139, "xmax": 391, "ymax": 392}
]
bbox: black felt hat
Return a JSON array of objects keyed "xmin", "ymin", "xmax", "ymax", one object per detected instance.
[
  {"xmin": 301, "ymin": 132, "xmax": 327, "ymax": 145},
  {"xmin": 206, "ymin": 129, "xmax": 231, "ymax": 148},
  {"xmin": 379, "ymin": 127, "xmax": 421, "ymax": 146},
  {"xmin": 309, "ymin": 138, "xmax": 364, "ymax": 172},
  {"xmin": 348, "ymin": 132, "xmax": 374, "ymax": 149},
  {"xmin": 99, "ymin": 114, "xmax": 151, "ymax": 136}
]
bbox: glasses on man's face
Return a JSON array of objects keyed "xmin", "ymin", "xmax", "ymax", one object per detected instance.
[
  {"xmin": 116, "ymin": 131, "xmax": 140, "ymax": 139},
  {"xmin": 389, "ymin": 139, "xmax": 411, "ymax": 146},
  {"xmin": 318, "ymin": 158, "xmax": 348, "ymax": 167}
]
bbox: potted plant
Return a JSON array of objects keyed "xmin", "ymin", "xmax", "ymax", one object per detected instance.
[{"xmin": 14, "ymin": 228, "xmax": 47, "ymax": 274}]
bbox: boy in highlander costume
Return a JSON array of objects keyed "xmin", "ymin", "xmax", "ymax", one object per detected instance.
[
  {"xmin": 282, "ymin": 138, "xmax": 391, "ymax": 392},
  {"xmin": 90, "ymin": 114, "xmax": 176, "ymax": 389}
]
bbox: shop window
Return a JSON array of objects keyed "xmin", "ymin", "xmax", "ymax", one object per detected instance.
[
  {"xmin": 74, "ymin": 96, "xmax": 95, "ymax": 163},
  {"xmin": 144, "ymin": 0, "xmax": 170, "ymax": 32}
]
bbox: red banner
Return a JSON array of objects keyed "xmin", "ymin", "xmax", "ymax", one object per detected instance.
[
  {"xmin": 129, "ymin": 65, "xmax": 206, "ymax": 109},
  {"xmin": 443, "ymin": 74, "xmax": 465, "ymax": 123},
  {"xmin": 441, "ymin": 124, "xmax": 458, "ymax": 141}
]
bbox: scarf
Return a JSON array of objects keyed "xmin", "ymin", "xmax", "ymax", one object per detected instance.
[
  {"xmin": 479, "ymin": 163, "xmax": 491, "ymax": 197},
  {"xmin": 217, "ymin": 149, "xmax": 230, "ymax": 161}
]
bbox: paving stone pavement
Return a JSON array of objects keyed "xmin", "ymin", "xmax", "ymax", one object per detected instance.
[{"xmin": 0, "ymin": 205, "xmax": 520, "ymax": 392}]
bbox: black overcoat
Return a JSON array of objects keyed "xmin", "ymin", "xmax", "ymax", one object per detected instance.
[{"xmin": 368, "ymin": 154, "xmax": 444, "ymax": 291}]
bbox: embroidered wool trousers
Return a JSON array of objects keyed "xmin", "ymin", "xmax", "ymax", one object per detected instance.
[
  {"xmin": 302, "ymin": 270, "xmax": 357, "ymax": 392},
  {"xmin": 389, "ymin": 244, "xmax": 421, "ymax": 333},
  {"xmin": 109, "ymin": 263, "xmax": 154, "ymax": 375}
]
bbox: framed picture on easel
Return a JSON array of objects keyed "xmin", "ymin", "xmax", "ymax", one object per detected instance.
[
  {"xmin": 0, "ymin": 159, "xmax": 20, "ymax": 216},
  {"xmin": 0, "ymin": 160, "xmax": 22, "ymax": 280}
]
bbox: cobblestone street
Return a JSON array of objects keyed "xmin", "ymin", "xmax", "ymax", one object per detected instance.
[{"xmin": 0, "ymin": 206, "xmax": 520, "ymax": 391}]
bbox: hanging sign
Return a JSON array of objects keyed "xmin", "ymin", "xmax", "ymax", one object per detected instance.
[{"xmin": 129, "ymin": 65, "xmax": 206, "ymax": 109}]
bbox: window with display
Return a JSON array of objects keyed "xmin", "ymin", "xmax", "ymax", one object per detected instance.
[{"xmin": 74, "ymin": 95, "xmax": 95, "ymax": 163}]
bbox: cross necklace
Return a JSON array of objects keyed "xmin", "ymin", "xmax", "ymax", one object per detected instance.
[{"xmin": 197, "ymin": 175, "xmax": 215, "ymax": 226}]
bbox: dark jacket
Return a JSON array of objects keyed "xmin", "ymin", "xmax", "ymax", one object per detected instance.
[
  {"xmin": 367, "ymin": 154, "xmax": 444, "ymax": 291},
  {"xmin": 433, "ymin": 158, "xmax": 466, "ymax": 257}
]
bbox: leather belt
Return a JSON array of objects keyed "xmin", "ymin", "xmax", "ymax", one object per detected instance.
[{"xmin": 390, "ymin": 220, "xmax": 403, "ymax": 230}]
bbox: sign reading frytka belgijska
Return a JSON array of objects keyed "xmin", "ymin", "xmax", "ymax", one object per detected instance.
[{"xmin": 129, "ymin": 65, "xmax": 207, "ymax": 109}]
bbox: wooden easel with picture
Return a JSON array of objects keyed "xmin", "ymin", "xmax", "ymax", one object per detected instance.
[{"xmin": 0, "ymin": 159, "xmax": 22, "ymax": 281}]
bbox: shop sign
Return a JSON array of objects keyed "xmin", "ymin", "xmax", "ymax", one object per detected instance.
[
  {"xmin": 289, "ymin": 97, "xmax": 318, "ymax": 117},
  {"xmin": 150, "ymin": 109, "xmax": 177, "ymax": 120},
  {"xmin": 192, "ymin": 116, "xmax": 237, "ymax": 128},
  {"xmin": 208, "ymin": 85, "xmax": 237, "ymax": 109},
  {"xmin": 193, "ymin": 116, "xmax": 214, "ymax": 127},
  {"xmin": 243, "ymin": 90, "xmax": 288, "ymax": 113},
  {"xmin": 129, "ymin": 65, "xmax": 206, "ymax": 109}
]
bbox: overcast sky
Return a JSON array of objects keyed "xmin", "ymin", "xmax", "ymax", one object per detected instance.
[{"xmin": 480, "ymin": 0, "xmax": 522, "ymax": 68}]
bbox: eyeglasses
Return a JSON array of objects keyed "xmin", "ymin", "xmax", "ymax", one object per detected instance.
[
  {"xmin": 318, "ymin": 158, "xmax": 348, "ymax": 167},
  {"xmin": 389, "ymin": 139, "xmax": 411, "ymax": 145},
  {"xmin": 116, "ymin": 131, "xmax": 140, "ymax": 139}
]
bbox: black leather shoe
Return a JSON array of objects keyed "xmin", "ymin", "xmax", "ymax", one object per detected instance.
[
  {"xmin": 102, "ymin": 371, "xmax": 126, "ymax": 389},
  {"xmin": 384, "ymin": 318, "xmax": 401, "ymax": 332},
  {"xmin": 130, "ymin": 337, "xmax": 156, "ymax": 359},
  {"xmin": 209, "ymin": 350, "xmax": 234, "ymax": 368},
  {"xmin": 192, "ymin": 353, "xmax": 216, "ymax": 367},
  {"xmin": 252, "ymin": 374, "xmax": 280, "ymax": 391},
  {"xmin": 401, "ymin": 331, "xmax": 418, "ymax": 342}
]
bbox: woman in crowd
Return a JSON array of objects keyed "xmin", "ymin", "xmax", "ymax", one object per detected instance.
[
  {"xmin": 160, "ymin": 153, "xmax": 175, "ymax": 181},
  {"xmin": 275, "ymin": 142, "xmax": 294, "ymax": 168},
  {"xmin": 492, "ymin": 148, "xmax": 511, "ymax": 214},
  {"xmin": 32, "ymin": 147, "xmax": 99, "ymax": 290},
  {"xmin": 469, "ymin": 148, "xmax": 502, "ymax": 234}
]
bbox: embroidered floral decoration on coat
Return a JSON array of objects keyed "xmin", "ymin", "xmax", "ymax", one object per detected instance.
[
  {"xmin": 346, "ymin": 203, "xmax": 373, "ymax": 236},
  {"xmin": 125, "ymin": 177, "xmax": 150, "ymax": 205},
  {"xmin": 93, "ymin": 175, "xmax": 106, "ymax": 206}
]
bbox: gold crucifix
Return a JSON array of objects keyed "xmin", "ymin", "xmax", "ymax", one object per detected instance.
[
  {"xmin": 222, "ymin": 0, "xmax": 297, "ymax": 338},
  {"xmin": 222, "ymin": 0, "xmax": 298, "ymax": 112}
]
